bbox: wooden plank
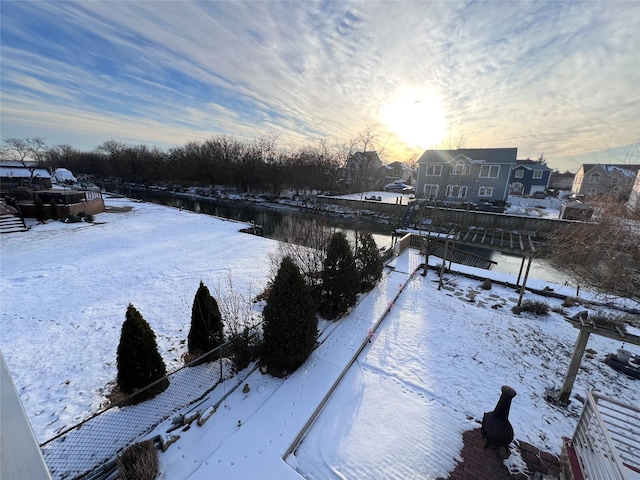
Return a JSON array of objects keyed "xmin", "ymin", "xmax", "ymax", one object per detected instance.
[
  {"xmin": 519, "ymin": 235, "xmax": 524, "ymax": 251},
  {"xmin": 481, "ymin": 231, "xmax": 487, "ymax": 244},
  {"xmin": 566, "ymin": 319, "xmax": 640, "ymax": 346},
  {"xmin": 527, "ymin": 236, "xmax": 536, "ymax": 254},
  {"xmin": 510, "ymin": 232, "xmax": 514, "ymax": 250}
]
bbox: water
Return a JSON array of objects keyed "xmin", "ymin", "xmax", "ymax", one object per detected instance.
[
  {"xmin": 126, "ymin": 189, "xmax": 567, "ymax": 284},
  {"xmin": 126, "ymin": 189, "xmax": 396, "ymax": 250}
]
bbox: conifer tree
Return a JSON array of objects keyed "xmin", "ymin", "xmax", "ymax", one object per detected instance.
[
  {"xmin": 355, "ymin": 231, "xmax": 383, "ymax": 291},
  {"xmin": 321, "ymin": 232, "xmax": 359, "ymax": 318},
  {"xmin": 262, "ymin": 256, "xmax": 317, "ymax": 374},
  {"xmin": 188, "ymin": 281, "xmax": 224, "ymax": 360},
  {"xmin": 116, "ymin": 304, "xmax": 168, "ymax": 398}
]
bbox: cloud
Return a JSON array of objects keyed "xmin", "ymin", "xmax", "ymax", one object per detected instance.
[{"xmin": 1, "ymin": 1, "xmax": 638, "ymax": 171}]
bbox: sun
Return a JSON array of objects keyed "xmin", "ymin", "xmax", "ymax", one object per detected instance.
[{"xmin": 381, "ymin": 87, "xmax": 446, "ymax": 149}]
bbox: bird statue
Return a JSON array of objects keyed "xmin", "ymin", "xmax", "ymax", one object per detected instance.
[{"xmin": 242, "ymin": 383, "xmax": 250, "ymax": 394}]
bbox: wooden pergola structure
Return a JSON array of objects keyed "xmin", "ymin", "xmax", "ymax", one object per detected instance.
[
  {"xmin": 422, "ymin": 227, "xmax": 539, "ymax": 306},
  {"xmin": 559, "ymin": 316, "xmax": 640, "ymax": 404}
]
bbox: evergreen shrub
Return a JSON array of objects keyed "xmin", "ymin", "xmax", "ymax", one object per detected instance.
[
  {"xmin": 321, "ymin": 232, "xmax": 359, "ymax": 319},
  {"xmin": 262, "ymin": 256, "xmax": 317, "ymax": 375},
  {"xmin": 116, "ymin": 304, "xmax": 168, "ymax": 401},
  {"xmin": 188, "ymin": 281, "xmax": 224, "ymax": 362},
  {"xmin": 355, "ymin": 231, "xmax": 383, "ymax": 292}
]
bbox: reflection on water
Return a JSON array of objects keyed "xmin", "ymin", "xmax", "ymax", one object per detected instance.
[
  {"xmin": 128, "ymin": 190, "xmax": 396, "ymax": 250},
  {"xmin": 128, "ymin": 190, "xmax": 568, "ymax": 284}
]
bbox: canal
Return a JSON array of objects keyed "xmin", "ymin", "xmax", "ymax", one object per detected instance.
[{"xmin": 125, "ymin": 189, "xmax": 571, "ymax": 284}]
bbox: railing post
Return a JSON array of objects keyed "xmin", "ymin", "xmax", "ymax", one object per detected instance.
[{"xmin": 559, "ymin": 328, "xmax": 590, "ymax": 404}]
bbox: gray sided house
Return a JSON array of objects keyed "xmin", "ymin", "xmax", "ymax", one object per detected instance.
[
  {"xmin": 572, "ymin": 164, "xmax": 640, "ymax": 200},
  {"xmin": 416, "ymin": 148, "xmax": 517, "ymax": 204},
  {"xmin": 509, "ymin": 160, "xmax": 552, "ymax": 196}
]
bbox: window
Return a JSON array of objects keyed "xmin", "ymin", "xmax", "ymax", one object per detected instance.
[
  {"xmin": 446, "ymin": 185, "xmax": 468, "ymax": 198},
  {"xmin": 533, "ymin": 170, "xmax": 543, "ymax": 179},
  {"xmin": 423, "ymin": 184, "xmax": 439, "ymax": 199},
  {"xmin": 514, "ymin": 169, "xmax": 524, "ymax": 179},
  {"xmin": 451, "ymin": 162, "xmax": 470, "ymax": 175},
  {"xmin": 478, "ymin": 186, "xmax": 494, "ymax": 197},
  {"xmin": 611, "ymin": 177, "xmax": 618, "ymax": 184},
  {"xmin": 479, "ymin": 165, "xmax": 500, "ymax": 178},
  {"xmin": 586, "ymin": 187, "xmax": 597, "ymax": 195},
  {"xmin": 426, "ymin": 164, "xmax": 442, "ymax": 176},
  {"xmin": 589, "ymin": 173, "xmax": 600, "ymax": 184}
]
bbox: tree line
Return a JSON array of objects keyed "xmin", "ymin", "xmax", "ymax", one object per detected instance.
[{"xmin": 2, "ymin": 131, "xmax": 398, "ymax": 194}]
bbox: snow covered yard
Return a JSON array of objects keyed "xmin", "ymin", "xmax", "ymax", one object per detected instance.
[{"xmin": 1, "ymin": 194, "xmax": 638, "ymax": 479}]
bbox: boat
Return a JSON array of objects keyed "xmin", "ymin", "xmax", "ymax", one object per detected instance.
[{"xmin": 604, "ymin": 348, "xmax": 640, "ymax": 380}]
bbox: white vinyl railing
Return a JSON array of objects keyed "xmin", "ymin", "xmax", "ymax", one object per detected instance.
[{"xmin": 572, "ymin": 391, "xmax": 640, "ymax": 480}]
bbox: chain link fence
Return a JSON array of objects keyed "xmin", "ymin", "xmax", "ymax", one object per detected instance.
[{"xmin": 39, "ymin": 336, "xmax": 256, "ymax": 480}]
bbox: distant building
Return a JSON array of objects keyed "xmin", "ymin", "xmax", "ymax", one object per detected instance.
[
  {"xmin": 381, "ymin": 161, "xmax": 413, "ymax": 185},
  {"xmin": 549, "ymin": 171, "xmax": 575, "ymax": 192},
  {"xmin": 415, "ymin": 148, "xmax": 517, "ymax": 204},
  {"xmin": 509, "ymin": 160, "xmax": 552, "ymax": 196},
  {"xmin": 0, "ymin": 160, "xmax": 52, "ymax": 194},
  {"xmin": 571, "ymin": 164, "xmax": 640, "ymax": 200},
  {"xmin": 343, "ymin": 151, "xmax": 383, "ymax": 191}
]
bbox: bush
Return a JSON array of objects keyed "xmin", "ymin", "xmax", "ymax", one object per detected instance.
[
  {"xmin": 117, "ymin": 439, "xmax": 159, "ymax": 480},
  {"xmin": 262, "ymin": 256, "xmax": 317, "ymax": 375},
  {"xmin": 512, "ymin": 299, "xmax": 550, "ymax": 316},
  {"xmin": 562, "ymin": 297, "xmax": 579, "ymax": 307},
  {"xmin": 321, "ymin": 232, "xmax": 359, "ymax": 319},
  {"xmin": 116, "ymin": 304, "xmax": 168, "ymax": 399},
  {"xmin": 589, "ymin": 311, "xmax": 628, "ymax": 332},
  {"xmin": 48, "ymin": 199, "xmax": 59, "ymax": 221},
  {"xmin": 480, "ymin": 279, "xmax": 492, "ymax": 290},
  {"xmin": 355, "ymin": 231, "xmax": 383, "ymax": 291},
  {"xmin": 65, "ymin": 214, "xmax": 82, "ymax": 223},
  {"xmin": 188, "ymin": 282, "xmax": 224, "ymax": 362},
  {"xmin": 229, "ymin": 326, "xmax": 256, "ymax": 371}
]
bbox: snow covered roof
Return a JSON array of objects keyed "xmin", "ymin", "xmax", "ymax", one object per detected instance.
[
  {"xmin": 0, "ymin": 165, "xmax": 51, "ymax": 179},
  {"xmin": 580, "ymin": 163, "xmax": 640, "ymax": 177},
  {"xmin": 52, "ymin": 168, "xmax": 77, "ymax": 183}
]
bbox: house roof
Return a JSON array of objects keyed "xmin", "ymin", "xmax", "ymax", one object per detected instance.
[
  {"xmin": 580, "ymin": 164, "xmax": 640, "ymax": 177},
  {"xmin": 417, "ymin": 148, "xmax": 517, "ymax": 165},
  {"xmin": 382, "ymin": 161, "xmax": 413, "ymax": 171},
  {"xmin": 350, "ymin": 151, "xmax": 380, "ymax": 161},
  {"xmin": 0, "ymin": 165, "xmax": 51, "ymax": 179},
  {"xmin": 512, "ymin": 161, "xmax": 551, "ymax": 171}
]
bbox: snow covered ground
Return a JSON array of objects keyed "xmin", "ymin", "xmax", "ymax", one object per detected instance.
[{"xmin": 1, "ymin": 194, "xmax": 638, "ymax": 479}]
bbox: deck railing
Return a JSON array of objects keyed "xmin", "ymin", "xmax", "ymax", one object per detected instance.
[{"xmin": 572, "ymin": 391, "xmax": 640, "ymax": 480}]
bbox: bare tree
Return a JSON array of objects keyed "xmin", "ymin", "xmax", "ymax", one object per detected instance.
[
  {"xmin": 547, "ymin": 199, "xmax": 640, "ymax": 304},
  {"xmin": 268, "ymin": 219, "xmax": 333, "ymax": 287},
  {"xmin": 440, "ymin": 132, "xmax": 470, "ymax": 150},
  {"xmin": 1, "ymin": 137, "xmax": 48, "ymax": 185}
]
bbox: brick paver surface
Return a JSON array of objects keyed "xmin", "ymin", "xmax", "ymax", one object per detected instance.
[{"xmin": 442, "ymin": 428, "xmax": 562, "ymax": 480}]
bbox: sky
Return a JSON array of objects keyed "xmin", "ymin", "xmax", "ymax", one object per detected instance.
[
  {"xmin": 1, "ymin": 194, "xmax": 638, "ymax": 479},
  {"xmin": 1, "ymin": 1, "xmax": 639, "ymax": 173}
]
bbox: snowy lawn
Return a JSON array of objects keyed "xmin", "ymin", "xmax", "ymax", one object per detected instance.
[{"xmin": 1, "ymin": 194, "xmax": 638, "ymax": 480}]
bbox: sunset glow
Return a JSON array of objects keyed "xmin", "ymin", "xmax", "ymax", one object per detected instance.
[{"xmin": 381, "ymin": 88, "xmax": 446, "ymax": 149}]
